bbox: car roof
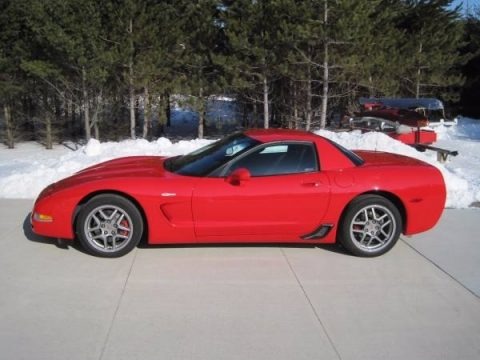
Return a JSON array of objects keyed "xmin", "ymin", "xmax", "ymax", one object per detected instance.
[{"xmin": 244, "ymin": 128, "xmax": 317, "ymax": 142}]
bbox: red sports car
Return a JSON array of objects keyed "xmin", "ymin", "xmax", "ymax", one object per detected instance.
[{"xmin": 31, "ymin": 129, "xmax": 446, "ymax": 258}]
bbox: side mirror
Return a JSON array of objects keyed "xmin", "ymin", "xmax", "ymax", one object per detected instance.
[{"xmin": 226, "ymin": 168, "xmax": 251, "ymax": 186}]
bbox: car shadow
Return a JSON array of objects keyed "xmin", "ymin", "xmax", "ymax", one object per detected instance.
[
  {"xmin": 24, "ymin": 212, "xmax": 351, "ymax": 257},
  {"xmin": 22, "ymin": 213, "xmax": 89, "ymax": 254},
  {"xmin": 138, "ymin": 241, "xmax": 351, "ymax": 256}
]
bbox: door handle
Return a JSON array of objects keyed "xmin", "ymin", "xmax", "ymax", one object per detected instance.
[{"xmin": 301, "ymin": 182, "xmax": 320, "ymax": 187}]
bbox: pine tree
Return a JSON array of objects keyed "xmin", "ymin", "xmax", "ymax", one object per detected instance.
[
  {"xmin": 220, "ymin": 0, "xmax": 290, "ymax": 129},
  {"xmin": 7, "ymin": 0, "xmax": 110, "ymax": 144},
  {"xmin": 0, "ymin": 0, "xmax": 35, "ymax": 148},
  {"xmin": 136, "ymin": 1, "xmax": 182, "ymax": 139},
  {"xmin": 459, "ymin": 10, "xmax": 480, "ymax": 117},
  {"xmin": 345, "ymin": 0, "xmax": 406, "ymax": 99},
  {"xmin": 100, "ymin": 0, "xmax": 181, "ymax": 139},
  {"xmin": 176, "ymin": 0, "xmax": 225, "ymax": 138},
  {"xmin": 396, "ymin": 0, "xmax": 465, "ymax": 100},
  {"xmin": 283, "ymin": 0, "xmax": 398, "ymax": 128},
  {"xmin": 0, "ymin": 0, "xmax": 473, "ymax": 143}
]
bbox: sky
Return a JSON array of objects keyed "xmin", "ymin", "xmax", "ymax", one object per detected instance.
[{"xmin": 452, "ymin": 0, "xmax": 480, "ymax": 15}]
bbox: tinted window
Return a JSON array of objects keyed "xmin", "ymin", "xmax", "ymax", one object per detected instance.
[
  {"xmin": 164, "ymin": 133, "xmax": 260, "ymax": 176},
  {"xmin": 226, "ymin": 143, "xmax": 318, "ymax": 176}
]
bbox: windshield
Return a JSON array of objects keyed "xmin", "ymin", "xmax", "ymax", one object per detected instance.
[{"xmin": 164, "ymin": 133, "xmax": 261, "ymax": 176}]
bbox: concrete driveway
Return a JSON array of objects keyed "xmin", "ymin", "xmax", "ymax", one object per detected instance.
[{"xmin": 0, "ymin": 199, "xmax": 479, "ymax": 360}]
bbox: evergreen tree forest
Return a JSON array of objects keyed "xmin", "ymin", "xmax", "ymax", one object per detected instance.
[{"xmin": 0, "ymin": 0, "xmax": 479, "ymax": 148}]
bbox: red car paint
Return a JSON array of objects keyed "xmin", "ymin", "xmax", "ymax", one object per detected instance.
[
  {"xmin": 388, "ymin": 129, "xmax": 437, "ymax": 145},
  {"xmin": 31, "ymin": 130, "xmax": 446, "ymax": 246}
]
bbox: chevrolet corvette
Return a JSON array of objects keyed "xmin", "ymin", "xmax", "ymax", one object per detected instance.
[{"xmin": 31, "ymin": 129, "xmax": 446, "ymax": 257}]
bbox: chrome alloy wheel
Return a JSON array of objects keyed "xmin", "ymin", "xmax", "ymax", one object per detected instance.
[
  {"xmin": 84, "ymin": 205, "xmax": 134, "ymax": 253},
  {"xmin": 349, "ymin": 204, "xmax": 396, "ymax": 252}
]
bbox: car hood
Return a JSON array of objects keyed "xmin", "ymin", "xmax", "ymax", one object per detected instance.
[
  {"xmin": 44, "ymin": 156, "xmax": 168, "ymax": 195},
  {"xmin": 75, "ymin": 156, "xmax": 166, "ymax": 178},
  {"xmin": 353, "ymin": 150, "xmax": 430, "ymax": 167}
]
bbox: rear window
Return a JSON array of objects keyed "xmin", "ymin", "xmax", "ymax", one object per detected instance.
[{"xmin": 325, "ymin": 138, "xmax": 364, "ymax": 166}]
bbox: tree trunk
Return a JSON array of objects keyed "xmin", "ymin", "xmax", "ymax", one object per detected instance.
[
  {"xmin": 320, "ymin": 0, "xmax": 329, "ymax": 129},
  {"xmin": 58, "ymin": 92, "xmax": 66, "ymax": 138},
  {"xmin": 93, "ymin": 116, "xmax": 99, "ymax": 140},
  {"xmin": 3, "ymin": 103, "xmax": 14, "ymax": 149},
  {"xmin": 142, "ymin": 86, "xmax": 151, "ymax": 139},
  {"xmin": 242, "ymin": 103, "xmax": 248, "ymax": 128},
  {"xmin": 415, "ymin": 42, "xmax": 423, "ymax": 99},
  {"xmin": 26, "ymin": 97, "xmax": 36, "ymax": 139},
  {"xmin": 165, "ymin": 92, "xmax": 171, "ymax": 127},
  {"xmin": 43, "ymin": 95, "xmax": 54, "ymax": 150},
  {"xmin": 128, "ymin": 18, "xmax": 136, "ymax": 139},
  {"xmin": 305, "ymin": 64, "xmax": 313, "ymax": 131},
  {"xmin": 263, "ymin": 75, "xmax": 269, "ymax": 129},
  {"xmin": 69, "ymin": 97, "xmax": 77, "ymax": 137},
  {"xmin": 293, "ymin": 82, "xmax": 300, "ymax": 129},
  {"xmin": 92, "ymin": 94, "xmax": 100, "ymax": 140},
  {"xmin": 41, "ymin": 94, "xmax": 54, "ymax": 150},
  {"xmin": 293, "ymin": 104, "xmax": 298, "ymax": 130},
  {"xmin": 129, "ymin": 70, "xmax": 135, "ymax": 139},
  {"xmin": 45, "ymin": 111, "xmax": 53, "ymax": 150},
  {"xmin": 368, "ymin": 76, "xmax": 375, "ymax": 97},
  {"xmin": 320, "ymin": 60, "xmax": 329, "ymax": 129},
  {"xmin": 157, "ymin": 93, "xmax": 169, "ymax": 136},
  {"xmin": 66, "ymin": 95, "xmax": 73, "ymax": 138},
  {"xmin": 198, "ymin": 87, "xmax": 204, "ymax": 139},
  {"xmin": 82, "ymin": 67, "xmax": 91, "ymax": 141}
]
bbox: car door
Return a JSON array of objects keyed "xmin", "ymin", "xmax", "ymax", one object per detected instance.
[{"xmin": 192, "ymin": 142, "xmax": 331, "ymax": 240}]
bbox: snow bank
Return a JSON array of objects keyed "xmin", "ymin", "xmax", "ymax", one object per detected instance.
[
  {"xmin": 0, "ymin": 117, "xmax": 479, "ymax": 208},
  {"xmin": 436, "ymin": 117, "xmax": 480, "ymax": 141},
  {"xmin": 433, "ymin": 117, "xmax": 480, "ymax": 207},
  {"xmin": 0, "ymin": 137, "xmax": 213, "ymax": 201}
]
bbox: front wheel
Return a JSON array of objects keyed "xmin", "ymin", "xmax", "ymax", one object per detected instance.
[
  {"xmin": 76, "ymin": 194, "xmax": 144, "ymax": 257},
  {"xmin": 338, "ymin": 195, "xmax": 402, "ymax": 257}
]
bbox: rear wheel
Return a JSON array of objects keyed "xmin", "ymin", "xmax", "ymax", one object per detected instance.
[
  {"xmin": 339, "ymin": 195, "xmax": 402, "ymax": 257},
  {"xmin": 76, "ymin": 194, "xmax": 143, "ymax": 257}
]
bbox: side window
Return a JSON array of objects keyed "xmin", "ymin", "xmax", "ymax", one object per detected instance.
[{"xmin": 226, "ymin": 143, "xmax": 318, "ymax": 176}]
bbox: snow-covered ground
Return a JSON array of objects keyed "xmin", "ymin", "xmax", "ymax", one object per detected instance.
[{"xmin": 0, "ymin": 117, "xmax": 479, "ymax": 208}]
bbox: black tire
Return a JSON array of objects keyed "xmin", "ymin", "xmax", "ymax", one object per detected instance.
[
  {"xmin": 76, "ymin": 194, "xmax": 143, "ymax": 257},
  {"xmin": 338, "ymin": 195, "xmax": 402, "ymax": 257}
]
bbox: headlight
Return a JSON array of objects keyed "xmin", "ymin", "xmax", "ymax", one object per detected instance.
[{"xmin": 33, "ymin": 212, "xmax": 54, "ymax": 222}]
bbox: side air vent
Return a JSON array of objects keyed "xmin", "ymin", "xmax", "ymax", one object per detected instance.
[{"xmin": 301, "ymin": 224, "xmax": 334, "ymax": 240}]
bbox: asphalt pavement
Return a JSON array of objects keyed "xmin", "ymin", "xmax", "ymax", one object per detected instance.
[{"xmin": 0, "ymin": 199, "xmax": 479, "ymax": 360}]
